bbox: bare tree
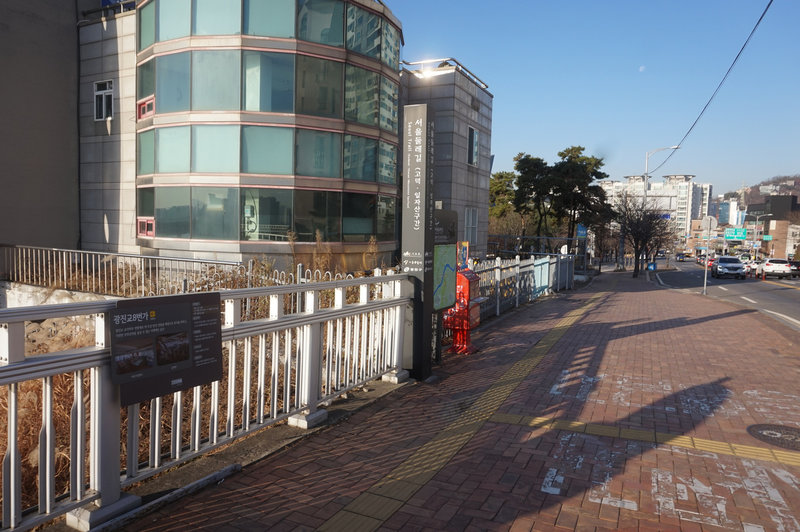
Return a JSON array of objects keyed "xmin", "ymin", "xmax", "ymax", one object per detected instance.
[{"xmin": 615, "ymin": 195, "xmax": 675, "ymax": 278}]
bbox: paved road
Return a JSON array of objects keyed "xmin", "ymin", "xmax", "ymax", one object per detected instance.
[
  {"xmin": 119, "ymin": 270, "xmax": 800, "ymax": 531},
  {"xmin": 657, "ymin": 262, "xmax": 800, "ymax": 331}
]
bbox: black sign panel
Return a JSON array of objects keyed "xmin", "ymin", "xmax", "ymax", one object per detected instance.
[
  {"xmin": 401, "ymin": 104, "xmax": 436, "ymax": 379},
  {"xmin": 110, "ymin": 292, "xmax": 223, "ymax": 406}
]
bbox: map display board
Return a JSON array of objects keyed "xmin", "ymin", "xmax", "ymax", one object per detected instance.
[
  {"xmin": 433, "ymin": 244, "xmax": 457, "ymax": 311},
  {"xmin": 110, "ymin": 292, "xmax": 223, "ymax": 406}
]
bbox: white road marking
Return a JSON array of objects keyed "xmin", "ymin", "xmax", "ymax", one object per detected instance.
[
  {"xmin": 763, "ymin": 310, "xmax": 800, "ymax": 328},
  {"xmin": 718, "ymin": 286, "xmax": 728, "ymax": 291},
  {"xmin": 741, "ymin": 297, "xmax": 758, "ymax": 304}
]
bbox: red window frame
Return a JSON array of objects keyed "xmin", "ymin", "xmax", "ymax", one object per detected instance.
[
  {"xmin": 137, "ymin": 217, "xmax": 155, "ymax": 237},
  {"xmin": 137, "ymin": 97, "xmax": 155, "ymax": 120}
]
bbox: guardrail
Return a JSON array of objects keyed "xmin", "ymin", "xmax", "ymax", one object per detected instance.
[
  {"xmin": 0, "ymin": 271, "xmax": 409, "ymax": 530},
  {"xmin": 471, "ymin": 254, "xmax": 574, "ymax": 320},
  {"xmin": 0, "ymin": 245, "xmax": 256, "ymax": 298}
]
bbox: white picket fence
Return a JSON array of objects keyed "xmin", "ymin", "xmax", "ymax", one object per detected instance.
[
  {"xmin": 0, "ymin": 250, "xmax": 575, "ymax": 530},
  {"xmin": 0, "ymin": 271, "xmax": 409, "ymax": 531}
]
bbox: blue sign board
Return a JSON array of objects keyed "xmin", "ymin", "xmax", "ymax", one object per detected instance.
[{"xmin": 576, "ymin": 224, "xmax": 587, "ymax": 239}]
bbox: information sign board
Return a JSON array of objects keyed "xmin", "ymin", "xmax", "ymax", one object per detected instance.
[
  {"xmin": 724, "ymin": 228, "xmax": 747, "ymax": 240},
  {"xmin": 433, "ymin": 245, "xmax": 456, "ymax": 311},
  {"xmin": 110, "ymin": 292, "xmax": 223, "ymax": 406},
  {"xmin": 401, "ymin": 104, "xmax": 436, "ymax": 379},
  {"xmin": 763, "ymin": 235, "xmax": 773, "ymax": 241}
]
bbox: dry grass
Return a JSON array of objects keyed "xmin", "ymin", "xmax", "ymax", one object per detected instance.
[{"xmin": 1, "ymin": 252, "xmax": 384, "ymax": 512}]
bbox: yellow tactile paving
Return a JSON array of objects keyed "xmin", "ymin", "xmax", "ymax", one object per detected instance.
[
  {"xmin": 586, "ymin": 424, "xmax": 620, "ymax": 438},
  {"xmin": 656, "ymin": 433, "xmax": 694, "ymax": 447},
  {"xmin": 692, "ymin": 439, "xmax": 734, "ymax": 454},
  {"xmin": 317, "ymin": 289, "xmax": 612, "ymax": 531},
  {"xmin": 551, "ymin": 419, "xmax": 587, "ymax": 432},
  {"xmin": 488, "ymin": 414, "xmax": 800, "ymax": 468},
  {"xmin": 772, "ymin": 450, "xmax": 800, "ymax": 466},
  {"xmin": 620, "ymin": 428, "xmax": 656, "ymax": 442}
]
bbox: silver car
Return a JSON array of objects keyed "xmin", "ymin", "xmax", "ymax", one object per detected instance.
[{"xmin": 711, "ymin": 256, "xmax": 745, "ymax": 279}]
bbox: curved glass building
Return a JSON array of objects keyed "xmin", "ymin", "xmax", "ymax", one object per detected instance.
[{"xmin": 134, "ymin": 0, "xmax": 402, "ymax": 268}]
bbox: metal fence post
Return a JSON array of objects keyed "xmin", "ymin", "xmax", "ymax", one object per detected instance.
[
  {"xmin": 288, "ymin": 289, "xmax": 327, "ymax": 429},
  {"xmin": 515, "ymin": 256, "xmax": 521, "ymax": 308},
  {"xmin": 495, "ymin": 257, "xmax": 501, "ymax": 317},
  {"xmin": 67, "ymin": 314, "xmax": 140, "ymax": 531}
]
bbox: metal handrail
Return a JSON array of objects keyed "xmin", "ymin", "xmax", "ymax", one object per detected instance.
[{"xmin": 1, "ymin": 270, "xmax": 410, "ymax": 530}]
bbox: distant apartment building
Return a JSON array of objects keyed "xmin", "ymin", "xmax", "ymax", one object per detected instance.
[
  {"xmin": 600, "ymin": 174, "xmax": 711, "ymax": 239},
  {"xmin": 1, "ymin": 0, "xmax": 493, "ymax": 271},
  {"xmin": 717, "ymin": 199, "xmax": 744, "ymax": 226}
]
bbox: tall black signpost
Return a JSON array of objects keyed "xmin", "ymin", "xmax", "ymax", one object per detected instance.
[{"xmin": 401, "ymin": 104, "xmax": 436, "ymax": 380}]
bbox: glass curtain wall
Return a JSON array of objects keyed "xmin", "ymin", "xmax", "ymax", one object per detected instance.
[{"xmin": 136, "ymin": 0, "xmax": 401, "ymax": 245}]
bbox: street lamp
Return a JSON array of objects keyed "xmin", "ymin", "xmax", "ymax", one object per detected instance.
[
  {"xmin": 752, "ymin": 213, "xmax": 772, "ymax": 260},
  {"xmin": 643, "ymin": 145, "xmax": 680, "ymax": 202}
]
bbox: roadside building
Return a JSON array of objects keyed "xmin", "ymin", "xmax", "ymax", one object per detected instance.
[
  {"xmin": 400, "ymin": 59, "xmax": 493, "ymax": 257},
  {"xmin": 1, "ymin": 0, "xmax": 494, "ymax": 272}
]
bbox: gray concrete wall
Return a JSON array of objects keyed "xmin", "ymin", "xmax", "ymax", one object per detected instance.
[
  {"xmin": 79, "ymin": 12, "xmax": 139, "ymax": 254},
  {"xmin": 0, "ymin": 2, "xmax": 80, "ymax": 249}
]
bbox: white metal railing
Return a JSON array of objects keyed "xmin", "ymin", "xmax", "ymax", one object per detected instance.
[
  {"xmin": 0, "ymin": 245, "xmax": 370, "ymax": 305},
  {"xmin": 0, "ymin": 270, "xmax": 409, "ymax": 530},
  {"xmin": 471, "ymin": 254, "xmax": 574, "ymax": 319}
]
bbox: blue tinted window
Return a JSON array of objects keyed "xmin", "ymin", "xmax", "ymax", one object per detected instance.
[
  {"xmin": 297, "ymin": 0, "xmax": 343, "ymax": 46},
  {"xmin": 155, "ymin": 126, "xmax": 190, "ymax": 173},
  {"xmin": 296, "ymin": 129, "xmax": 341, "ymax": 178},
  {"xmin": 192, "ymin": 125, "xmax": 240, "ymax": 173},
  {"xmin": 244, "ymin": 0, "xmax": 294, "ymax": 37},
  {"xmin": 191, "ymin": 187, "xmax": 239, "ymax": 240},
  {"xmin": 242, "ymin": 126, "xmax": 293, "ymax": 175},
  {"xmin": 241, "ymin": 188, "xmax": 293, "ymax": 241},
  {"xmin": 343, "ymin": 135, "xmax": 377, "ymax": 182},
  {"xmin": 157, "ymin": 0, "xmax": 191, "ymax": 42},
  {"xmin": 345, "ymin": 65, "xmax": 378, "ymax": 126},
  {"xmin": 137, "ymin": 130, "xmax": 155, "ymax": 175},
  {"xmin": 192, "ymin": 51, "xmax": 241, "ymax": 111},
  {"xmin": 242, "ymin": 51, "xmax": 294, "ymax": 113},
  {"xmin": 346, "ymin": 4, "xmax": 380, "ymax": 59},
  {"xmin": 342, "ymin": 192, "xmax": 375, "ymax": 242},
  {"xmin": 155, "ymin": 187, "xmax": 190, "ymax": 238},
  {"xmin": 156, "ymin": 52, "xmax": 190, "ymax": 113},
  {"xmin": 192, "ymin": 0, "xmax": 241, "ymax": 35},
  {"xmin": 296, "ymin": 55, "xmax": 342, "ymax": 118}
]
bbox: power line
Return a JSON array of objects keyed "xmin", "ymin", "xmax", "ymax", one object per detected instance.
[{"xmin": 648, "ymin": 0, "xmax": 774, "ymax": 176}]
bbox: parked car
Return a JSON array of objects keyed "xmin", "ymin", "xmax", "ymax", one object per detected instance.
[
  {"xmin": 756, "ymin": 258, "xmax": 792, "ymax": 279},
  {"xmin": 705, "ymin": 256, "xmax": 715, "ymax": 268},
  {"xmin": 790, "ymin": 260, "xmax": 800, "ymax": 278},
  {"xmin": 711, "ymin": 256, "xmax": 745, "ymax": 279}
]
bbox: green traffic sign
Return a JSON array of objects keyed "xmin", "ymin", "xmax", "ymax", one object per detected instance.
[
  {"xmin": 724, "ymin": 228, "xmax": 747, "ymax": 240},
  {"xmin": 763, "ymin": 235, "xmax": 773, "ymax": 241}
]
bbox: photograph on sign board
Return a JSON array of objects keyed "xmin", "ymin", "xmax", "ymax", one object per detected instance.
[
  {"xmin": 156, "ymin": 331, "xmax": 191, "ymax": 366},
  {"xmin": 114, "ymin": 337, "xmax": 156, "ymax": 375}
]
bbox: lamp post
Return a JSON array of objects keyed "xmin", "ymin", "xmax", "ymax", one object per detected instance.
[
  {"xmin": 643, "ymin": 145, "xmax": 680, "ymax": 202},
  {"xmin": 752, "ymin": 213, "xmax": 772, "ymax": 260}
]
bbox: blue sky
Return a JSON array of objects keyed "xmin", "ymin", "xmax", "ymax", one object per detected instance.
[{"xmin": 389, "ymin": 0, "xmax": 799, "ymax": 195}]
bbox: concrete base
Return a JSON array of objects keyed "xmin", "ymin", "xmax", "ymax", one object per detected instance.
[
  {"xmin": 288, "ymin": 409, "xmax": 328, "ymax": 430},
  {"xmin": 66, "ymin": 493, "xmax": 141, "ymax": 531},
  {"xmin": 382, "ymin": 369, "xmax": 409, "ymax": 384}
]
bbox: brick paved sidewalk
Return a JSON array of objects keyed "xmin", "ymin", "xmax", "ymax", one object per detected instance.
[{"xmin": 123, "ymin": 271, "xmax": 800, "ymax": 531}]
